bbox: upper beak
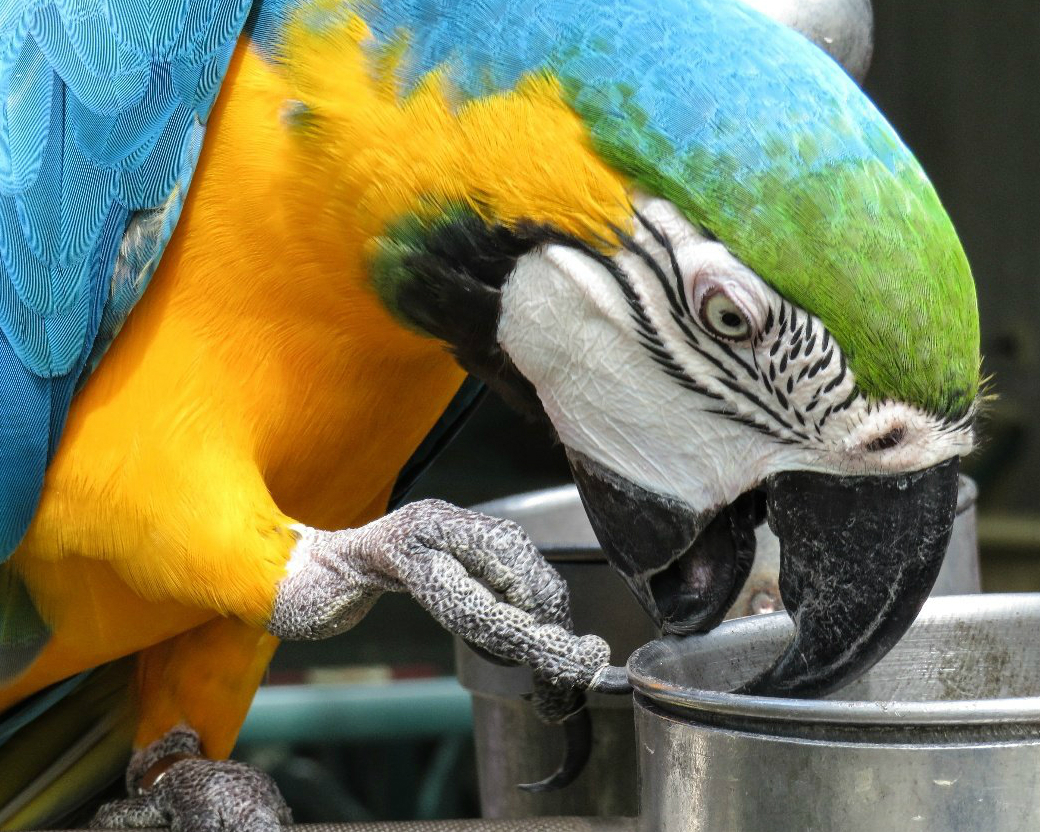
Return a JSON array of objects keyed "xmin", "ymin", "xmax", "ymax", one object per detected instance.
[{"xmin": 568, "ymin": 450, "xmax": 961, "ymax": 697}]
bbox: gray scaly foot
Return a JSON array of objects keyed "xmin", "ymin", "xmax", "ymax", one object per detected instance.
[
  {"xmin": 269, "ymin": 499, "xmax": 612, "ymax": 720},
  {"xmin": 90, "ymin": 727, "xmax": 291, "ymax": 832}
]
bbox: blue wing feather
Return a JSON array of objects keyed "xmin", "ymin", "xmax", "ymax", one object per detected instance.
[
  {"xmin": 0, "ymin": 0, "xmax": 253, "ymax": 572},
  {"xmin": 1, "ymin": 32, "xmax": 54, "ymax": 195},
  {"xmin": 0, "ymin": 333, "xmax": 48, "ymax": 555}
]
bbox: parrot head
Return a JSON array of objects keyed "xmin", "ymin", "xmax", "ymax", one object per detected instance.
[{"xmin": 269, "ymin": 0, "xmax": 978, "ymax": 697}]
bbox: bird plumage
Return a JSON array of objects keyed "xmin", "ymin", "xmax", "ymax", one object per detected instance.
[
  {"xmin": 1, "ymin": 26, "xmax": 470, "ymax": 770},
  {"xmin": 0, "ymin": 0, "xmax": 252, "ymax": 557},
  {"xmin": 270, "ymin": 0, "xmax": 977, "ymax": 415},
  {"xmin": 0, "ymin": 0, "xmax": 980, "ymax": 826}
]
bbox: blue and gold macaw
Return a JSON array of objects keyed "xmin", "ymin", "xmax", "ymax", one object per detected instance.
[{"xmin": 0, "ymin": 0, "xmax": 978, "ymax": 828}]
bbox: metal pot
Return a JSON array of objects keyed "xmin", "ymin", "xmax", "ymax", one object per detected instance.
[{"xmin": 630, "ymin": 593, "xmax": 1040, "ymax": 832}]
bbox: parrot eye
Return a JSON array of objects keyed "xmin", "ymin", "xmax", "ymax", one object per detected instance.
[{"xmin": 698, "ymin": 290, "xmax": 752, "ymax": 341}]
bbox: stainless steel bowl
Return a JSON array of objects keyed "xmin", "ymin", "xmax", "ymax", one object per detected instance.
[{"xmin": 630, "ymin": 593, "xmax": 1040, "ymax": 832}]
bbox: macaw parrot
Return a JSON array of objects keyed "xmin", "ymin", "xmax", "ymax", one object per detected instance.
[{"xmin": 0, "ymin": 0, "xmax": 978, "ymax": 828}]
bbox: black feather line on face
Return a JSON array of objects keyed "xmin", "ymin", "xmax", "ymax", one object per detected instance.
[
  {"xmin": 388, "ymin": 209, "xmax": 900, "ymax": 448},
  {"xmin": 390, "ymin": 212, "xmax": 555, "ymax": 419},
  {"xmin": 632, "ymin": 210, "xmax": 690, "ymax": 315},
  {"xmin": 613, "ymin": 225, "xmax": 856, "ymax": 446},
  {"xmin": 567, "ymin": 231, "xmax": 798, "ymax": 443}
]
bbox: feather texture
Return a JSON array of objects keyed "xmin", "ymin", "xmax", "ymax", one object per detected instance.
[
  {"xmin": 0, "ymin": 565, "xmax": 48, "ymax": 685},
  {"xmin": 251, "ymin": 0, "xmax": 978, "ymax": 419},
  {"xmin": 0, "ymin": 0, "xmax": 251, "ymax": 559},
  {"xmin": 0, "ymin": 4, "xmax": 980, "ymax": 824},
  {"xmin": 0, "ymin": 0, "xmax": 978, "ymax": 567}
]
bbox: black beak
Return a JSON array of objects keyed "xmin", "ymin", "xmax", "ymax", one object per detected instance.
[
  {"xmin": 739, "ymin": 457, "xmax": 959, "ymax": 696},
  {"xmin": 567, "ymin": 449, "xmax": 760, "ymax": 635},
  {"xmin": 568, "ymin": 449, "xmax": 961, "ymax": 697}
]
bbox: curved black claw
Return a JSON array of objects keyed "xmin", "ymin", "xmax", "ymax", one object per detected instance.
[{"xmin": 517, "ymin": 696, "xmax": 592, "ymax": 793}]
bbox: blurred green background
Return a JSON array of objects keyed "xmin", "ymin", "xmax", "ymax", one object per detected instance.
[{"xmin": 237, "ymin": 1, "xmax": 1040, "ymax": 822}]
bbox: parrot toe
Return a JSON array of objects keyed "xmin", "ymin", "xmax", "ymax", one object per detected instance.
[
  {"xmin": 270, "ymin": 500, "xmax": 612, "ymax": 688},
  {"xmin": 90, "ymin": 798, "xmax": 166, "ymax": 830},
  {"xmin": 91, "ymin": 728, "xmax": 291, "ymax": 832},
  {"xmin": 268, "ymin": 499, "xmax": 614, "ymax": 790}
]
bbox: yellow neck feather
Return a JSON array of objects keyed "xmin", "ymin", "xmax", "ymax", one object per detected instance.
[
  {"xmin": 159, "ymin": 16, "xmax": 633, "ymax": 519},
  {"xmin": 277, "ymin": 7, "xmax": 632, "ymax": 248}
]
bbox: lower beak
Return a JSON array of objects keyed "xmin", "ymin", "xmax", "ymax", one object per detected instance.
[
  {"xmin": 568, "ymin": 450, "xmax": 960, "ymax": 697},
  {"xmin": 566, "ymin": 450, "xmax": 760, "ymax": 635}
]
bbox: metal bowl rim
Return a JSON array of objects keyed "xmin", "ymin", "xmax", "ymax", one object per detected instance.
[{"xmin": 628, "ymin": 593, "xmax": 1040, "ymax": 726}]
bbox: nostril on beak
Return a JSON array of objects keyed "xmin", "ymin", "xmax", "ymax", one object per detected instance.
[{"xmin": 864, "ymin": 425, "xmax": 906, "ymax": 452}]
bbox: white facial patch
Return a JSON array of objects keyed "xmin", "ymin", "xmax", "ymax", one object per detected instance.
[{"xmin": 496, "ymin": 196, "xmax": 975, "ymax": 517}]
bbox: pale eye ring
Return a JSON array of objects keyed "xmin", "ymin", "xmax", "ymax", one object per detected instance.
[{"xmin": 698, "ymin": 290, "xmax": 752, "ymax": 341}]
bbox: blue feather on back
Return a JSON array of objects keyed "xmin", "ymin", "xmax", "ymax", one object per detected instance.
[{"xmin": 0, "ymin": 0, "xmax": 252, "ymax": 568}]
